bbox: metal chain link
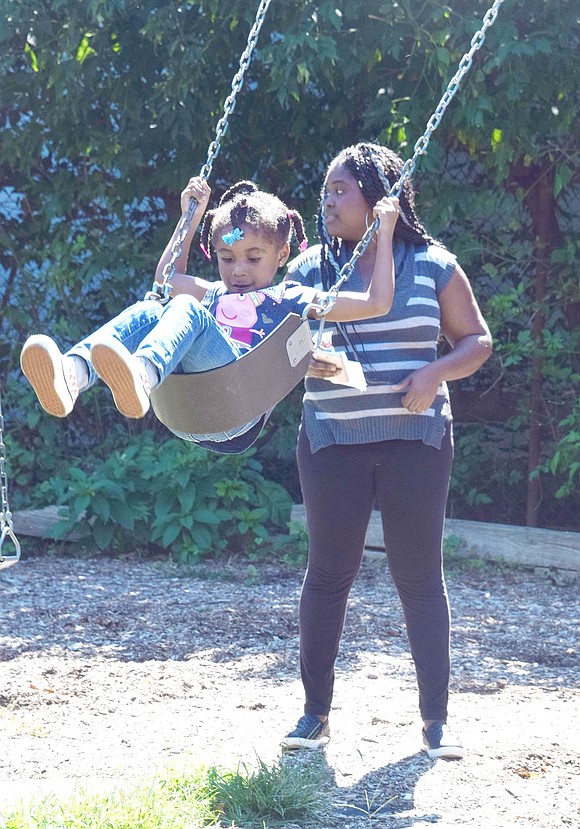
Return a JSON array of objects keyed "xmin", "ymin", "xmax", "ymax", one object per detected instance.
[
  {"xmin": 317, "ymin": 0, "xmax": 505, "ymax": 315},
  {"xmin": 147, "ymin": 0, "xmax": 274, "ymax": 303},
  {"xmin": 0, "ymin": 383, "xmax": 21, "ymax": 569}
]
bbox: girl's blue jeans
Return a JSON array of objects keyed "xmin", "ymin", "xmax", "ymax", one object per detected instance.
[{"xmin": 67, "ymin": 295, "xmax": 259, "ymax": 443}]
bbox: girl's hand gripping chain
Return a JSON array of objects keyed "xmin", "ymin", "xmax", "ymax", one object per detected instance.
[{"xmin": 180, "ymin": 176, "xmax": 211, "ymax": 215}]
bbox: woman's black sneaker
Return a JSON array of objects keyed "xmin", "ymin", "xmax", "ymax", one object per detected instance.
[
  {"xmin": 422, "ymin": 722, "xmax": 465, "ymax": 759},
  {"xmin": 280, "ymin": 714, "xmax": 330, "ymax": 750}
]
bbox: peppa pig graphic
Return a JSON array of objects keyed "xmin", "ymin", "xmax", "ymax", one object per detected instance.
[{"xmin": 214, "ymin": 291, "xmax": 267, "ymax": 347}]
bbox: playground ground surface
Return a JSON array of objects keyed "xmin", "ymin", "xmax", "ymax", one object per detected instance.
[{"xmin": 1, "ymin": 551, "xmax": 578, "ymax": 828}]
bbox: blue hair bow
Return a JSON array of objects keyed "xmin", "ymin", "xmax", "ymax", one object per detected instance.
[{"xmin": 221, "ymin": 227, "xmax": 244, "ymax": 245}]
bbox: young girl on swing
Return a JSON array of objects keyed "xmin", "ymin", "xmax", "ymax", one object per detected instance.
[{"xmin": 21, "ymin": 177, "xmax": 400, "ymax": 446}]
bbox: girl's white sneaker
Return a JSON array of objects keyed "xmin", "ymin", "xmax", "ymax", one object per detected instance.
[
  {"xmin": 90, "ymin": 338, "xmax": 154, "ymax": 419},
  {"xmin": 20, "ymin": 335, "xmax": 81, "ymax": 417}
]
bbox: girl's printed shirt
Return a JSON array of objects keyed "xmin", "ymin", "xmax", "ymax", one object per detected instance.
[
  {"xmin": 202, "ymin": 281, "xmax": 317, "ymax": 351},
  {"xmin": 286, "ymin": 240, "xmax": 457, "ymax": 452}
]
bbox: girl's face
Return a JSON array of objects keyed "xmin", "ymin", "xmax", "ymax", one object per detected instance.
[
  {"xmin": 215, "ymin": 227, "xmax": 290, "ymax": 293},
  {"xmin": 323, "ymin": 162, "xmax": 373, "ymax": 242}
]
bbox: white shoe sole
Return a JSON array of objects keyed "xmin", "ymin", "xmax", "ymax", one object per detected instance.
[
  {"xmin": 90, "ymin": 341, "xmax": 150, "ymax": 419},
  {"xmin": 280, "ymin": 735, "xmax": 330, "ymax": 751},
  {"xmin": 20, "ymin": 335, "xmax": 74, "ymax": 418},
  {"xmin": 423, "ymin": 743, "xmax": 465, "ymax": 760}
]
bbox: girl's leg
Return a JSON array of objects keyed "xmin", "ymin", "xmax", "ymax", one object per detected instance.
[
  {"xmin": 134, "ymin": 294, "xmax": 241, "ymax": 382},
  {"xmin": 20, "ymin": 301, "xmax": 164, "ymax": 417},
  {"xmin": 296, "ymin": 427, "xmax": 377, "ymax": 717},
  {"xmin": 140, "ymin": 296, "xmax": 261, "ymax": 442},
  {"xmin": 68, "ymin": 300, "xmax": 164, "ymax": 385},
  {"xmin": 373, "ymin": 425, "xmax": 454, "ymax": 723},
  {"xmin": 89, "ymin": 295, "xmax": 243, "ymax": 419}
]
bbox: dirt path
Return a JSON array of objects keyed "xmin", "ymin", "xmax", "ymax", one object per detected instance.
[{"xmin": 1, "ymin": 553, "xmax": 578, "ymax": 827}]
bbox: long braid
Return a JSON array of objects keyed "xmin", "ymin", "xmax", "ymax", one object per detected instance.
[{"xmin": 287, "ymin": 209, "xmax": 309, "ymax": 252}]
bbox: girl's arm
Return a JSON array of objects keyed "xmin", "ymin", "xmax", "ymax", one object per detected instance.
[
  {"xmin": 307, "ymin": 196, "xmax": 399, "ymax": 322},
  {"xmin": 154, "ymin": 177, "xmax": 214, "ymax": 300},
  {"xmin": 392, "ymin": 265, "xmax": 493, "ymax": 413}
]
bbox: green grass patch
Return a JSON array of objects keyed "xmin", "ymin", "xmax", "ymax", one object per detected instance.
[
  {"xmin": 205, "ymin": 757, "xmax": 327, "ymax": 826},
  {"xmin": 1, "ymin": 757, "xmax": 329, "ymax": 829}
]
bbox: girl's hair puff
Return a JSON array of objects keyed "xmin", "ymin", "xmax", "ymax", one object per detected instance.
[
  {"xmin": 318, "ymin": 142, "xmax": 443, "ymax": 290},
  {"xmin": 199, "ymin": 180, "xmax": 308, "ymax": 260}
]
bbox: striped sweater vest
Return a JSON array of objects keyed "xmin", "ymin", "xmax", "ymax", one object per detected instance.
[{"xmin": 286, "ymin": 240, "xmax": 457, "ymax": 452}]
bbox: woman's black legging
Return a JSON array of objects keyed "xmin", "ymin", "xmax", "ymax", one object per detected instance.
[{"xmin": 296, "ymin": 421, "xmax": 454, "ymax": 722}]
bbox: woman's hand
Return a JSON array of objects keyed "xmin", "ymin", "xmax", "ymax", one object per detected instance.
[
  {"xmin": 373, "ymin": 196, "xmax": 400, "ymax": 235},
  {"xmin": 392, "ymin": 264, "xmax": 493, "ymax": 413},
  {"xmin": 180, "ymin": 176, "xmax": 211, "ymax": 215},
  {"xmin": 391, "ymin": 364, "xmax": 442, "ymax": 413}
]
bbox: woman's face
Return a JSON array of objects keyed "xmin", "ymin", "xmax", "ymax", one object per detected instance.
[{"xmin": 323, "ymin": 162, "xmax": 373, "ymax": 242}]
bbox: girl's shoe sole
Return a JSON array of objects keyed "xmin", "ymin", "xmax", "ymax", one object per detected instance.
[
  {"xmin": 20, "ymin": 336, "xmax": 74, "ymax": 418},
  {"xmin": 90, "ymin": 341, "xmax": 150, "ymax": 419}
]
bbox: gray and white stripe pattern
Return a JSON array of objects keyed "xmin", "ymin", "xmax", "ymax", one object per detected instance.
[{"xmin": 286, "ymin": 241, "xmax": 457, "ymax": 452}]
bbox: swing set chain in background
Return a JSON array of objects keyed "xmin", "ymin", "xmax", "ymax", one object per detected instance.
[
  {"xmin": 147, "ymin": 0, "xmax": 274, "ymax": 303},
  {"xmin": 0, "ymin": 386, "xmax": 21, "ymax": 568},
  {"xmin": 316, "ymin": 0, "xmax": 505, "ymax": 322}
]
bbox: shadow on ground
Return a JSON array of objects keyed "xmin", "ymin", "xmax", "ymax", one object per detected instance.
[{"xmin": 282, "ymin": 749, "xmax": 447, "ymax": 828}]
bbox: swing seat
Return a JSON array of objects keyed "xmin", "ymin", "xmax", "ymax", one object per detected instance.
[
  {"xmin": 0, "ymin": 524, "xmax": 21, "ymax": 570},
  {"xmin": 150, "ymin": 313, "xmax": 312, "ymax": 435}
]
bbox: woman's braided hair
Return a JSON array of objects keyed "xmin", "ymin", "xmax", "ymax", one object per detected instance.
[
  {"xmin": 199, "ymin": 180, "xmax": 308, "ymax": 259},
  {"xmin": 318, "ymin": 142, "xmax": 442, "ymax": 290}
]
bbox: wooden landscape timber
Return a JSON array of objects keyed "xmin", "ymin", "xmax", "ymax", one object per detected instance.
[
  {"xmin": 11, "ymin": 506, "xmax": 86, "ymax": 543},
  {"xmin": 290, "ymin": 505, "xmax": 580, "ymax": 574},
  {"xmin": 10, "ymin": 504, "xmax": 580, "ymax": 574}
]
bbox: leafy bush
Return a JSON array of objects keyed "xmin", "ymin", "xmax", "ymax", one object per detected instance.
[
  {"xmin": 548, "ymin": 401, "xmax": 580, "ymax": 499},
  {"xmin": 37, "ymin": 431, "xmax": 295, "ymax": 563}
]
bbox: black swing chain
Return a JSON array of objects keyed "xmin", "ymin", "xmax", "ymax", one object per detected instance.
[
  {"xmin": 310, "ymin": 0, "xmax": 505, "ymax": 346},
  {"xmin": 146, "ymin": 0, "xmax": 274, "ymax": 304}
]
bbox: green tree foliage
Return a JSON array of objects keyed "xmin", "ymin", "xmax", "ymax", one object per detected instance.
[{"xmin": 1, "ymin": 0, "xmax": 578, "ymax": 535}]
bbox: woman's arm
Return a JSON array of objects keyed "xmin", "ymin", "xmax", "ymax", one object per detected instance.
[
  {"xmin": 154, "ymin": 177, "xmax": 214, "ymax": 300},
  {"xmin": 392, "ymin": 265, "xmax": 493, "ymax": 413},
  {"xmin": 307, "ymin": 196, "xmax": 399, "ymax": 322},
  {"xmin": 437, "ymin": 265, "xmax": 493, "ymax": 377}
]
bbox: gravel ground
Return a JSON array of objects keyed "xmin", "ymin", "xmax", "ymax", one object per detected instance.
[{"xmin": 0, "ymin": 551, "xmax": 579, "ymax": 827}]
